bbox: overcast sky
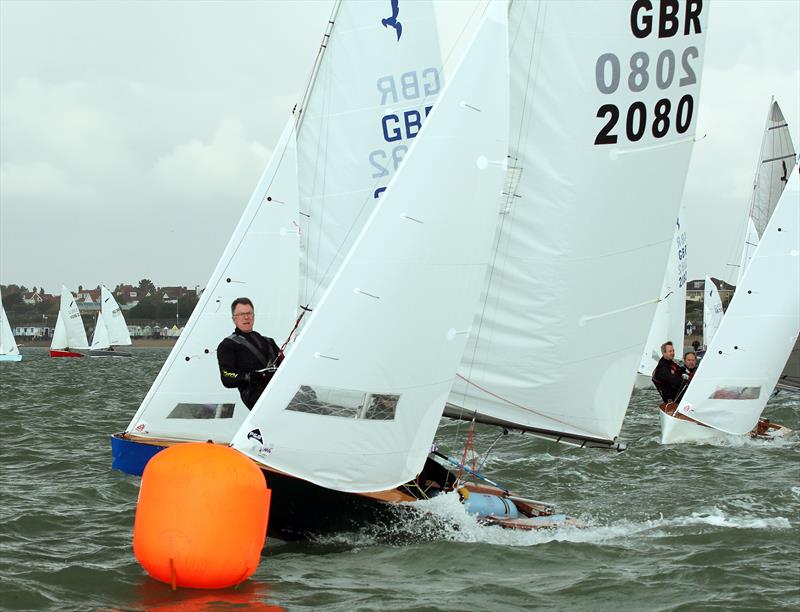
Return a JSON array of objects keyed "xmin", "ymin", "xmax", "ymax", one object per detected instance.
[{"xmin": 1, "ymin": 0, "xmax": 798, "ymax": 294}]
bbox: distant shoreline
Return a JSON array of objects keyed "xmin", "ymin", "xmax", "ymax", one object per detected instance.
[{"xmin": 17, "ymin": 338, "xmax": 178, "ymax": 348}]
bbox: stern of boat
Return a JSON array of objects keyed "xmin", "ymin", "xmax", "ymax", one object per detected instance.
[{"xmin": 659, "ymin": 403, "xmax": 724, "ymax": 444}]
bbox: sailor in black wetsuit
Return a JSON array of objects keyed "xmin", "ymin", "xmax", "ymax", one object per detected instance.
[
  {"xmin": 652, "ymin": 340, "xmax": 688, "ymax": 403},
  {"xmin": 217, "ymin": 297, "xmax": 283, "ymax": 409}
]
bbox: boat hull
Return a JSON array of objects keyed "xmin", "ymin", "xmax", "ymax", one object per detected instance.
[
  {"xmin": 659, "ymin": 403, "xmax": 793, "ymax": 443},
  {"xmin": 89, "ymin": 349, "xmax": 132, "ymax": 357},
  {"xmin": 50, "ymin": 350, "xmax": 86, "ymax": 358},
  {"xmin": 0, "ymin": 354, "xmax": 22, "ymax": 362},
  {"xmin": 659, "ymin": 403, "xmax": 723, "ymax": 444},
  {"xmin": 633, "ymin": 372, "xmax": 654, "ymax": 390},
  {"xmin": 111, "ymin": 434, "xmax": 575, "ymax": 539}
]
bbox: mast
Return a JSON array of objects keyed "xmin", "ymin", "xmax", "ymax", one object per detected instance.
[{"xmin": 294, "ymin": 0, "xmax": 342, "ymax": 134}]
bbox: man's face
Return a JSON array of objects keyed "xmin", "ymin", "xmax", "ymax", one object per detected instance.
[
  {"xmin": 663, "ymin": 344, "xmax": 675, "ymax": 361},
  {"xmin": 685, "ymin": 353, "xmax": 697, "ymax": 369},
  {"xmin": 232, "ymin": 303, "xmax": 255, "ymax": 333}
]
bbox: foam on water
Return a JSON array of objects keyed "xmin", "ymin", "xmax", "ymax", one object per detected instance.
[{"xmin": 308, "ymin": 492, "xmax": 791, "ymax": 550}]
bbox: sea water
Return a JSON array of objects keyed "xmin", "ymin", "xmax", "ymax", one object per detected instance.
[{"xmin": 1, "ymin": 348, "xmax": 798, "ymax": 611}]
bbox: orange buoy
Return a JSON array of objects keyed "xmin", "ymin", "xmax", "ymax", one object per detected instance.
[{"xmin": 133, "ymin": 443, "xmax": 270, "ymax": 589}]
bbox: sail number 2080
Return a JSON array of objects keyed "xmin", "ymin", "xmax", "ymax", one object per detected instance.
[{"xmin": 593, "ymin": 47, "xmax": 697, "ymax": 145}]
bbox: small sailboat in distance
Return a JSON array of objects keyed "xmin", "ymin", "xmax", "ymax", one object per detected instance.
[
  {"xmin": 89, "ymin": 286, "xmax": 132, "ymax": 357},
  {"xmin": 0, "ymin": 290, "xmax": 22, "ymax": 362},
  {"xmin": 50, "ymin": 286, "xmax": 89, "ymax": 358}
]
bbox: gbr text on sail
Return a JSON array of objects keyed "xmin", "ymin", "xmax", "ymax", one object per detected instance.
[{"xmin": 594, "ymin": 0, "xmax": 704, "ymax": 145}]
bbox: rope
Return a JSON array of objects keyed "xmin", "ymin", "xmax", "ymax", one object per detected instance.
[
  {"xmin": 279, "ymin": 304, "xmax": 312, "ymax": 354},
  {"xmin": 455, "ymin": 373, "xmax": 587, "ymax": 433}
]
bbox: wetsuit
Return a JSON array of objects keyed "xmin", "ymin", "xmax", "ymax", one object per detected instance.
[
  {"xmin": 217, "ymin": 328, "xmax": 283, "ymax": 409},
  {"xmin": 652, "ymin": 357, "xmax": 687, "ymax": 402}
]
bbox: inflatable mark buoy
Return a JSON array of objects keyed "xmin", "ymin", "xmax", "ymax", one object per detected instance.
[{"xmin": 133, "ymin": 443, "xmax": 270, "ymax": 589}]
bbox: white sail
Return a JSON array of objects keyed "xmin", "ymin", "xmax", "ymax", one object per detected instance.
[
  {"xmin": 232, "ymin": 2, "xmax": 509, "ymax": 493},
  {"xmin": 50, "ymin": 286, "xmax": 89, "ymax": 350},
  {"xmin": 51, "ymin": 311, "xmax": 67, "ymax": 350},
  {"xmin": 126, "ymin": 118, "xmax": 301, "ymax": 442},
  {"xmin": 0, "ymin": 291, "xmax": 20, "ymax": 356},
  {"xmin": 778, "ymin": 338, "xmax": 800, "ymax": 390},
  {"xmin": 447, "ymin": 0, "xmax": 709, "ymax": 444},
  {"xmin": 735, "ymin": 217, "xmax": 759, "ymax": 287},
  {"xmin": 297, "ymin": 0, "xmax": 442, "ymax": 306},
  {"xmin": 748, "ymin": 100, "xmax": 797, "ymax": 239},
  {"xmin": 639, "ymin": 206, "xmax": 688, "ymax": 377},
  {"xmin": 91, "ymin": 312, "xmax": 111, "ymax": 350},
  {"xmin": 101, "ymin": 286, "xmax": 132, "ymax": 346},
  {"xmin": 673, "ymin": 168, "xmax": 800, "ymax": 436},
  {"xmin": 703, "ymin": 276, "xmax": 723, "ymax": 347}
]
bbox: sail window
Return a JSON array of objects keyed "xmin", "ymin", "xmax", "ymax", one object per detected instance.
[
  {"xmin": 166, "ymin": 403, "xmax": 235, "ymax": 419},
  {"xmin": 707, "ymin": 387, "xmax": 761, "ymax": 400},
  {"xmin": 286, "ymin": 386, "xmax": 398, "ymax": 420}
]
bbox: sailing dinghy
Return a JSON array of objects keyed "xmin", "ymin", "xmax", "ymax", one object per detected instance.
[
  {"xmin": 50, "ymin": 286, "xmax": 89, "ymax": 358},
  {"xmin": 0, "ymin": 291, "xmax": 22, "ymax": 362},
  {"xmin": 113, "ymin": 0, "xmax": 709, "ymax": 536},
  {"xmin": 89, "ymin": 286, "xmax": 132, "ymax": 357},
  {"xmin": 660, "ymin": 169, "xmax": 799, "ymax": 443},
  {"xmin": 660, "ymin": 99, "xmax": 798, "ymax": 442},
  {"xmin": 113, "ymin": 1, "xmax": 568, "ymax": 537}
]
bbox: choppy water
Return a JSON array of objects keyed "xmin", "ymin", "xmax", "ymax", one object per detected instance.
[{"xmin": 1, "ymin": 348, "xmax": 798, "ymax": 611}]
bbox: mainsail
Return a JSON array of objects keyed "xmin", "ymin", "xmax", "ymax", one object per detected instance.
[
  {"xmin": 747, "ymin": 100, "xmax": 797, "ymax": 239},
  {"xmin": 702, "ymin": 276, "xmax": 723, "ymax": 347},
  {"xmin": 639, "ymin": 206, "xmax": 688, "ymax": 377},
  {"xmin": 101, "ymin": 286, "xmax": 132, "ymax": 346},
  {"xmin": 674, "ymin": 169, "xmax": 800, "ymax": 435},
  {"xmin": 296, "ymin": 0, "xmax": 442, "ymax": 306},
  {"xmin": 51, "ymin": 286, "xmax": 89, "ymax": 350},
  {"xmin": 0, "ymin": 291, "xmax": 21, "ymax": 358},
  {"xmin": 232, "ymin": 2, "xmax": 509, "ymax": 493},
  {"xmin": 446, "ymin": 0, "xmax": 709, "ymax": 446}
]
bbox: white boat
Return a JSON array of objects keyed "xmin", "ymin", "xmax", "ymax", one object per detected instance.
[
  {"xmin": 635, "ymin": 207, "xmax": 688, "ymax": 389},
  {"xmin": 0, "ymin": 290, "xmax": 22, "ymax": 362},
  {"xmin": 113, "ymin": 0, "xmax": 709, "ymax": 536},
  {"xmin": 660, "ymin": 99, "xmax": 799, "ymax": 442},
  {"xmin": 50, "ymin": 286, "xmax": 90, "ymax": 358},
  {"xmin": 89, "ymin": 286, "xmax": 133, "ymax": 357},
  {"xmin": 702, "ymin": 275, "xmax": 723, "ymax": 348},
  {"xmin": 660, "ymin": 168, "xmax": 799, "ymax": 443}
]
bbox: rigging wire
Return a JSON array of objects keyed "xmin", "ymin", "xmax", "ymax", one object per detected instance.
[{"xmin": 451, "ymin": 0, "xmax": 546, "ymax": 450}]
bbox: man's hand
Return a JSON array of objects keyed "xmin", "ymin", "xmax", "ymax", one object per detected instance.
[{"xmin": 682, "ymin": 373, "xmax": 689, "ymax": 380}]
